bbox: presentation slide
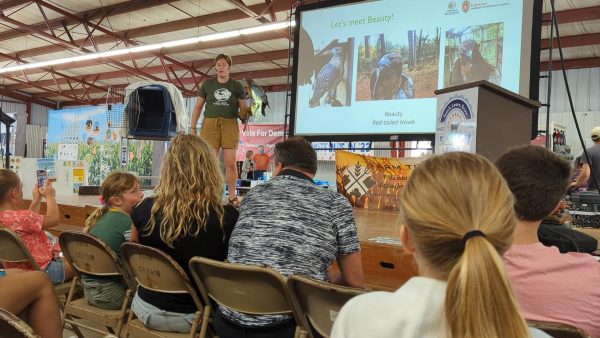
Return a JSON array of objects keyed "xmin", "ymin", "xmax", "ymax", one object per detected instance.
[{"xmin": 292, "ymin": 0, "xmax": 538, "ymax": 139}]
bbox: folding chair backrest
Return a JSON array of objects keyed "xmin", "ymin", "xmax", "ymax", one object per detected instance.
[
  {"xmin": 528, "ymin": 320, "xmax": 591, "ymax": 338},
  {"xmin": 0, "ymin": 308, "xmax": 38, "ymax": 338},
  {"xmin": 0, "ymin": 227, "xmax": 40, "ymax": 270},
  {"xmin": 120, "ymin": 242, "xmax": 203, "ymax": 308},
  {"xmin": 287, "ymin": 275, "xmax": 365, "ymax": 338},
  {"xmin": 59, "ymin": 231, "xmax": 135, "ymax": 290},
  {"xmin": 189, "ymin": 256, "xmax": 291, "ymax": 315}
]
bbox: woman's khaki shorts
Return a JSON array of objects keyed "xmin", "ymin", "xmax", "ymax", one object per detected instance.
[{"xmin": 200, "ymin": 117, "xmax": 239, "ymax": 149}]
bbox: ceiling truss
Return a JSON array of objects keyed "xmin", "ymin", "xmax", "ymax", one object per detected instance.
[{"xmin": 0, "ymin": 0, "xmax": 595, "ymax": 107}]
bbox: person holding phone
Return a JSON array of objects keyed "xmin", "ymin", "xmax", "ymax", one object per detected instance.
[{"xmin": 0, "ymin": 169, "xmax": 73, "ymax": 284}]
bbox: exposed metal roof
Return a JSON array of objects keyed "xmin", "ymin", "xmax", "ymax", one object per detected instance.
[{"xmin": 0, "ymin": 0, "xmax": 596, "ymax": 108}]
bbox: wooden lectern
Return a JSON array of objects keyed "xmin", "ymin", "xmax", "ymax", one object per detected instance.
[{"xmin": 433, "ymin": 80, "xmax": 541, "ymax": 162}]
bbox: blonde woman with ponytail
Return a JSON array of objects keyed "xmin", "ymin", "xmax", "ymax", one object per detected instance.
[
  {"xmin": 331, "ymin": 152, "xmax": 550, "ymax": 338},
  {"xmin": 129, "ymin": 134, "xmax": 239, "ymax": 334},
  {"xmin": 81, "ymin": 171, "xmax": 143, "ymax": 310}
]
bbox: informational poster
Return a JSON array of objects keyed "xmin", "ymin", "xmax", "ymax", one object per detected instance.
[
  {"xmin": 8, "ymin": 156, "xmax": 21, "ymax": 173},
  {"xmin": 47, "ymin": 105, "xmax": 153, "ymax": 185},
  {"xmin": 335, "ymin": 150, "xmax": 420, "ymax": 211},
  {"xmin": 57, "ymin": 144, "xmax": 78, "ymax": 161}
]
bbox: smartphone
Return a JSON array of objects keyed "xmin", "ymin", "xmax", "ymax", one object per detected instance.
[{"xmin": 36, "ymin": 169, "xmax": 48, "ymax": 188}]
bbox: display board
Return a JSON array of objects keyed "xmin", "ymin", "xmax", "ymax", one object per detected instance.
[
  {"xmin": 291, "ymin": 0, "xmax": 542, "ymax": 140},
  {"xmin": 47, "ymin": 105, "xmax": 153, "ymax": 185}
]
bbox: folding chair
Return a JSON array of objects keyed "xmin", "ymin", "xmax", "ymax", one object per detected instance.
[
  {"xmin": 120, "ymin": 242, "xmax": 209, "ymax": 338},
  {"xmin": 59, "ymin": 231, "xmax": 135, "ymax": 337},
  {"xmin": 0, "ymin": 227, "xmax": 72, "ymax": 297},
  {"xmin": 528, "ymin": 320, "xmax": 591, "ymax": 338},
  {"xmin": 0, "ymin": 308, "xmax": 38, "ymax": 338},
  {"xmin": 286, "ymin": 275, "xmax": 365, "ymax": 338},
  {"xmin": 188, "ymin": 256, "xmax": 303, "ymax": 338}
]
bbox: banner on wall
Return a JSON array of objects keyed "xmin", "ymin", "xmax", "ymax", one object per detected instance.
[
  {"xmin": 236, "ymin": 124, "xmax": 285, "ymax": 162},
  {"xmin": 335, "ymin": 150, "xmax": 420, "ymax": 211},
  {"xmin": 47, "ymin": 105, "xmax": 153, "ymax": 185},
  {"xmin": 312, "ymin": 142, "xmax": 374, "ymax": 161}
]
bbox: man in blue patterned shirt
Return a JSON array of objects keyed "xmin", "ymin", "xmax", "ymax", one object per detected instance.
[{"xmin": 215, "ymin": 137, "xmax": 364, "ymax": 338}]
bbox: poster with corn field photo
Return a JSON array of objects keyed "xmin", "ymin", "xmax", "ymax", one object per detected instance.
[{"xmin": 46, "ymin": 105, "xmax": 153, "ymax": 186}]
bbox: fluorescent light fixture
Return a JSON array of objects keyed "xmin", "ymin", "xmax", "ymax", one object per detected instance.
[
  {"xmin": 0, "ymin": 20, "xmax": 294, "ymax": 74},
  {"xmin": 199, "ymin": 31, "xmax": 240, "ymax": 42}
]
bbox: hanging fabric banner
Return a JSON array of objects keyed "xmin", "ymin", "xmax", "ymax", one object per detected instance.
[
  {"xmin": 236, "ymin": 124, "xmax": 285, "ymax": 161},
  {"xmin": 335, "ymin": 150, "xmax": 420, "ymax": 211}
]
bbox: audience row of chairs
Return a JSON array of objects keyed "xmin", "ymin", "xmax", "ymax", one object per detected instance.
[
  {"xmin": 1, "ymin": 227, "xmax": 365, "ymax": 338},
  {"xmin": 0, "ymin": 227, "xmax": 592, "ymax": 338}
]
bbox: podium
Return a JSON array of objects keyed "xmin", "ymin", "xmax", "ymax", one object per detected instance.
[{"xmin": 433, "ymin": 80, "xmax": 541, "ymax": 162}]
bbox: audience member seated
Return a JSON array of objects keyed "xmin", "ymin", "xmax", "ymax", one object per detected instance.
[
  {"xmin": 497, "ymin": 145, "xmax": 600, "ymax": 337},
  {"xmin": 331, "ymin": 152, "xmax": 550, "ymax": 338},
  {"xmin": 0, "ymin": 270, "xmax": 62, "ymax": 338},
  {"xmin": 130, "ymin": 134, "xmax": 238, "ymax": 333},
  {"xmin": 218, "ymin": 137, "xmax": 364, "ymax": 338},
  {"xmin": 82, "ymin": 171, "xmax": 144, "ymax": 310},
  {"xmin": 0, "ymin": 169, "xmax": 73, "ymax": 284}
]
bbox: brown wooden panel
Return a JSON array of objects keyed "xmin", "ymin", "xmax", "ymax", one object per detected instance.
[
  {"xmin": 360, "ymin": 242, "xmax": 417, "ymax": 291},
  {"xmin": 84, "ymin": 205, "xmax": 99, "ymax": 220},
  {"xmin": 47, "ymin": 223, "xmax": 84, "ymax": 237},
  {"xmin": 58, "ymin": 204, "xmax": 87, "ymax": 226}
]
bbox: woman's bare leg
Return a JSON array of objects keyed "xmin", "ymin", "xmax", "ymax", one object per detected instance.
[{"xmin": 0, "ymin": 270, "xmax": 62, "ymax": 338}]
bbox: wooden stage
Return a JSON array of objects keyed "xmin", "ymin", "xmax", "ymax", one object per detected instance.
[{"xmin": 24, "ymin": 194, "xmax": 417, "ymax": 291}]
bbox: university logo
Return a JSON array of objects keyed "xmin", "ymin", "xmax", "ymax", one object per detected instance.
[
  {"xmin": 342, "ymin": 162, "xmax": 376, "ymax": 199},
  {"xmin": 445, "ymin": 1, "xmax": 459, "ymax": 15},
  {"xmin": 439, "ymin": 95, "xmax": 473, "ymax": 130},
  {"xmin": 214, "ymin": 88, "xmax": 232, "ymax": 101},
  {"xmin": 462, "ymin": 0, "xmax": 470, "ymax": 13}
]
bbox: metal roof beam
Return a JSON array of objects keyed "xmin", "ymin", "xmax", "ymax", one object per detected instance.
[
  {"xmin": 542, "ymin": 5, "xmax": 600, "ymax": 26},
  {"xmin": 0, "ymin": 87, "xmax": 55, "ymax": 108},
  {"xmin": 4, "ymin": 0, "xmax": 294, "ymax": 60},
  {"xmin": 541, "ymin": 32, "xmax": 600, "ymax": 49},
  {"xmin": 0, "ymin": 0, "xmax": 179, "ymax": 41},
  {"xmin": 33, "ymin": 68, "xmax": 289, "ymax": 99},
  {"xmin": 5, "ymin": 49, "xmax": 290, "ymax": 87},
  {"xmin": 224, "ymin": 0, "xmax": 270, "ymax": 23},
  {"xmin": 540, "ymin": 56, "xmax": 600, "ymax": 71}
]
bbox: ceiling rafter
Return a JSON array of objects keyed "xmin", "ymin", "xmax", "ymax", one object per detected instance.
[
  {"xmin": 59, "ymin": 82, "xmax": 292, "ymax": 107},
  {"xmin": 541, "ymin": 57, "xmax": 600, "ymax": 71},
  {"xmin": 0, "ymin": 0, "xmax": 33, "ymax": 12},
  {"xmin": 2, "ymin": 0, "xmax": 294, "ymax": 60},
  {"xmin": 0, "ymin": 0, "xmax": 179, "ymax": 42},
  {"xmin": 542, "ymin": 5, "xmax": 600, "ymax": 26},
  {"xmin": 224, "ymin": 0, "xmax": 271, "ymax": 23},
  {"xmin": 6, "ymin": 49, "xmax": 290, "ymax": 89},
  {"xmin": 33, "ymin": 68, "xmax": 289, "ymax": 99},
  {"xmin": 0, "ymin": 50, "xmax": 112, "ymax": 95},
  {"xmin": 0, "ymin": 86, "xmax": 55, "ymax": 108},
  {"xmin": 35, "ymin": 0, "xmax": 211, "ymax": 82},
  {"xmin": 0, "ymin": 2, "xmax": 199, "ymax": 97},
  {"xmin": 541, "ymin": 32, "xmax": 600, "ymax": 49},
  {"xmin": 263, "ymin": 0, "xmax": 278, "ymax": 22}
]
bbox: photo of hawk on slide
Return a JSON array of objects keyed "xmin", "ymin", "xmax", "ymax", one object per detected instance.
[
  {"xmin": 356, "ymin": 29, "xmax": 440, "ymax": 101},
  {"xmin": 444, "ymin": 23, "xmax": 504, "ymax": 88}
]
